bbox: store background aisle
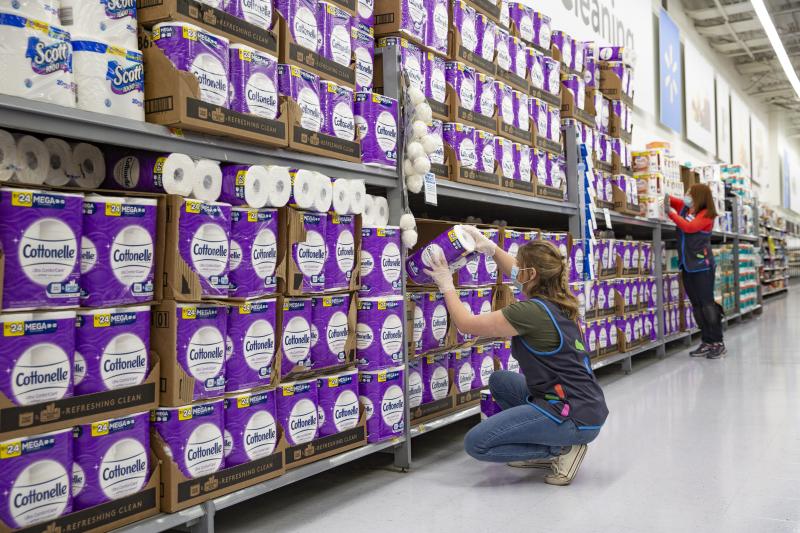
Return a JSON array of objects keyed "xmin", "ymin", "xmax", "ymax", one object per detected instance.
[{"xmin": 214, "ymin": 291, "xmax": 800, "ymax": 533}]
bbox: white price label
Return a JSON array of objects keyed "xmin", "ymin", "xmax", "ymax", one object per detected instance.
[
  {"xmin": 603, "ymin": 208, "xmax": 612, "ymax": 228},
  {"xmin": 424, "ymin": 173, "xmax": 438, "ymax": 206}
]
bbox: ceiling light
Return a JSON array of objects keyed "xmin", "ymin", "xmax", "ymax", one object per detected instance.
[{"xmin": 751, "ymin": 0, "xmax": 800, "ymax": 100}]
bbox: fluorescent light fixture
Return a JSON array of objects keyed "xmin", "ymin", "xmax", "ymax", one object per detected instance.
[{"xmin": 751, "ymin": 0, "xmax": 800, "ymax": 100}]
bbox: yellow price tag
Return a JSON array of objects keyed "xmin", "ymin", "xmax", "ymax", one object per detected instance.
[
  {"xmin": 239, "ymin": 303, "xmax": 251, "ymax": 314},
  {"xmin": 377, "ymin": 228, "xmax": 386, "ymax": 237},
  {"xmin": 185, "ymin": 200, "xmax": 202, "ymax": 213},
  {"xmin": 247, "ymin": 209, "xmax": 258, "ymax": 222},
  {"xmin": 3, "ymin": 322, "xmax": 24, "ymax": 337},
  {"xmin": 1, "ymin": 441, "xmax": 22, "ymax": 459},
  {"xmin": 91, "ymin": 421, "xmax": 110, "ymax": 436}
]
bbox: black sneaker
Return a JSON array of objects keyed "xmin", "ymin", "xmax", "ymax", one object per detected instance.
[
  {"xmin": 689, "ymin": 343, "xmax": 711, "ymax": 357},
  {"xmin": 707, "ymin": 343, "xmax": 727, "ymax": 359}
]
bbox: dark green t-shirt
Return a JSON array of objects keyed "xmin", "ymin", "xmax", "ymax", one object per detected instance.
[{"xmin": 501, "ymin": 300, "xmax": 560, "ymax": 352}]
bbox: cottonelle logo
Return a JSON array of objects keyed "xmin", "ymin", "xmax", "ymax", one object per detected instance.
[{"xmin": 560, "ymin": 0, "xmax": 635, "ymax": 49}]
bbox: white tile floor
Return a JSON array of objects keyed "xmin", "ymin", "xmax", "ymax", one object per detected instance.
[{"xmin": 214, "ymin": 291, "xmax": 800, "ymax": 533}]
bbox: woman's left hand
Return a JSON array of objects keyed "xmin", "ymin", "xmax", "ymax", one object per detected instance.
[{"xmin": 424, "ymin": 251, "xmax": 455, "ymax": 293}]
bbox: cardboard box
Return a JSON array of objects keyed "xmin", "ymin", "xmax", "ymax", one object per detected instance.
[
  {"xmin": 448, "ymin": 21, "xmax": 497, "ymax": 76},
  {"xmin": 141, "ymin": 34, "xmax": 288, "ymax": 147},
  {"xmin": 445, "ymin": 144, "xmax": 501, "ymax": 190},
  {"xmin": 681, "ymin": 165, "xmax": 702, "ymax": 191},
  {"xmin": 277, "ymin": 14, "xmax": 356, "ymax": 88},
  {"xmin": 496, "ymin": 116, "xmax": 533, "ymax": 146},
  {"xmin": 373, "ymin": 0, "xmax": 427, "ymax": 49},
  {"xmin": 284, "ymin": 413, "xmax": 368, "ymax": 469},
  {"xmin": 372, "ymin": 48, "xmax": 448, "ymax": 121},
  {"xmin": 454, "ymin": 388, "xmax": 482, "ymax": 408},
  {"xmin": 494, "ymin": 65, "xmax": 530, "ymax": 94},
  {"xmin": 154, "ymin": 431, "xmax": 284, "ymax": 512},
  {"xmin": 0, "ymin": 358, "xmax": 159, "ymax": 440},
  {"xmin": 137, "ymin": 0, "xmax": 279, "ymax": 54},
  {"xmin": 447, "ymin": 84, "xmax": 497, "ymax": 133},
  {"xmin": 284, "ymin": 97, "xmax": 361, "ymax": 162},
  {"xmin": 613, "ymin": 184, "xmax": 642, "ymax": 216},
  {"xmin": 463, "ymin": 0, "xmax": 502, "ymax": 23},
  {"xmin": 411, "ymin": 382, "xmax": 456, "ymax": 425},
  {"xmin": 599, "ymin": 62, "xmax": 634, "ymax": 106},
  {"xmin": 561, "ymin": 81, "xmax": 595, "ymax": 128}
]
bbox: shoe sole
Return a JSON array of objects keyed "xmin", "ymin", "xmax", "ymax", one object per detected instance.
[
  {"xmin": 690, "ymin": 352, "xmax": 709, "ymax": 357},
  {"xmin": 544, "ymin": 445, "xmax": 587, "ymax": 486},
  {"xmin": 508, "ymin": 462, "xmax": 554, "ymax": 469},
  {"xmin": 707, "ymin": 350, "xmax": 727, "ymax": 359}
]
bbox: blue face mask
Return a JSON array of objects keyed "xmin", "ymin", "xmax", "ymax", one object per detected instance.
[
  {"xmin": 683, "ymin": 195, "xmax": 693, "ymax": 208},
  {"xmin": 511, "ymin": 266, "xmax": 535, "ymax": 292}
]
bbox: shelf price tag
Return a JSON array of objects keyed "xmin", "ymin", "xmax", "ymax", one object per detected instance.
[
  {"xmin": 424, "ymin": 173, "xmax": 437, "ymax": 206},
  {"xmin": 603, "ymin": 208, "xmax": 612, "ymax": 228}
]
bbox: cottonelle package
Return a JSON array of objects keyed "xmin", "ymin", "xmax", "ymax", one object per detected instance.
[
  {"xmin": 356, "ymin": 295, "xmax": 403, "ymax": 370},
  {"xmin": 405, "ymin": 224, "xmax": 476, "ymax": 285},
  {"xmin": 225, "ymin": 298, "xmax": 278, "ymax": 392},
  {"xmin": 325, "ymin": 213, "xmax": 358, "ymax": 291},
  {"xmin": 316, "ymin": 369, "xmax": 360, "ymax": 437},
  {"xmin": 310, "ymin": 294, "xmax": 354, "ymax": 370},
  {"xmin": 229, "ymin": 44, "xmax": 279, "ymax": 119},
  {"xmin": 354, "ymin": 91, "xmax": 398, "ymax": 169},
  {"xmin": 358, "ymin": 365, "xmax": 404, "ymax": 443},
  {"xmin": 276, "ymin": 378, "xmax": 318, "ymax": 445},
  {"xmin": 103, "ymin": 151, "xmax": 195, "ymax": 196},
  {"xmin": 229, "ymin": 207, "xmax": 279, "ymax": 298},
  {"xmin": 223, "ymin": 388, "xmax": 278, "ymax": 467},
  {"xmin": 359, "ymin": 226, "xmax": 402, "ymax": 295},
  {"xmin": 280, "ymin": 296, "xmax": 312, "ymax": 377}
]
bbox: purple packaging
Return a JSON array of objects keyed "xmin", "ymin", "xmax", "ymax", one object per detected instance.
[
  {"xmin": 80, "ymin": 195, "xmax": 156, "ymax": 307},
  {"xmin": 419, "ymin": 291, "xmax": 448, "ymax": 353},
  {"xmin": 359, "ymin": 226, "xmax": 402, "ymax": 295},
  {"xmin": 229, "ymin": 208, "xmax": 278, "ymax": 298},
  {"xmin": 292, "ymin": 211, "xmax": 327, "ymax": 292},
  {"xmin": 443, "ymin": 122, "xmax": 477, "ymax": 170},
  {"xmin": 599, "ymin": 46, "xmax": 631, "ymax": 64},
  {"xmin": 310, "ymin": 294, "xmax": 351, "ymax": 369},
  {"xmin": 449, "ymin": 347, "xmax": 474, "ymax": 393},
  {"xmin": 475, "ymin": 130, "xmax": 496, "ymax": 173},
  {"xmin": 446, "ymin": 62, "xmax": 476, "ymax": 112},
  {"xmin": 276, "ymin": 379, "xmax": 318, "ymax": 445},
  {"xmin": 174, "ymin": 303, "xmax": 227, "ymax": 400},
  {"xmin": 427, "ymin": 120, "xmax": 446, "ymax": 165},
  {"xmin": 455, "ymin": 289, "xmax": 474, "ymax": 343},
  {"xmin": 496, "ymin": 80, "xmax": 514, "ymax": 127},
  {"xmin": 477, "ymin": 229, "xmax": 499, "ymax": 284},
  {"xmin": 552, "ymin": 30, "xmax": 574, "ymax": 71},
  {"xmin": 278, "ymin": 64, "xmax": 322, "ymax": 131},
  {"xmin": 458, "ymin": 255, "xmax": 480, "ymax": 287},
  {"xmin": 453, "ymin": 0, "xmax": 478, "ymax": 53},
  {"xmin": 511, "ymin": 35, "xmax": 527, "ymax": 79},
  {"xmin": 472, "ymin": 287, "xmax": 493, "ymax": 317},
  {"xmin": 354, "ymin": 91, "xmax": 398, "ymax": 169},
  {"xmin": 407, "ymin": 359, "xmax": 423, "ymax": 408},
  {"xmin": 509, "ymin": 2, "xmax": 533, "ymax": 43},
  {"xmin": 496, "ymin": 136, "xmax": 515, "ymax": 180},
  {"xmin": 617, "ymin": 316, "xmax": 633, "ymax": 346},
  {"xmin": 471, "ymin": 343, "xmax": 494, "ymax": 390},
  {"xmin": 480, "ymin": 390, "xmax": 502, "ymax": 418},
  {"xmin": 406, "ymin": 224, "xmax": 477, "ymax": 285},
  {"xmin": 425, "ymin": 51, "xmax": 446, "ymax": 104},
  {"xmin": 514, "ymin": 90, "xmax": 529, "ymax": 131},
  {"xmin": 421, "ymin": 353, "xmax": 450, "ymax": 404},
  {"xmin": 476, "ymin": 72, "xmax": 496, "ymax": 118},
  {"xmin": 74, "ymin": 306, "xmax": 150, "ymax": 396},
  {"xmin": 570, "ymin": 240, "xmax": 585, "ymax": 282},
  {"xmin": 103, "ymin": 151, "xmax": 194, "ymax": 195},
  {"xmin": 179, "ymin": 200, "xmax": 231, "ymax": 298},
  {"xmin": 223, "ymin": 388, "xmax": 278, "ymax": 466},
  {"xmin": 479, "ymin": 14, "xmax": 496, "ymax": 62},
  {"xmin": 352, "ymin": 24, "xmax": 375, "ymax": 92},
  {"xmin": 532, "ymin": 11, "xmax": 551, "ymax": 49},
  {"xmin": 152, "ymin": 399, "xmax": 225, "ymax": 479},
  {"xmin": 562, "ymin": 73, "xmax": 585, "ymax": 110},
  {"xmin": 516, "ymin": 143, "xmax": 531, "ymax": 183},
  {"xmin": 377, "ymin": 37, "xmax": 423, "ymax": 93},
  {"xmin": 493, "ymin": 339, "xmax": 519, "ymax": 372},
  {"xmin": 574, "ymin": 40, "xmax": 586, "ymax": 73},
  {"xmin": 531, "ymin": 97, "xmax": 547, "ymax": 137},
  {"xmin": 495, "ymin": 27, "xmax": 512, "ymax": 72},
  {"xmin": 225, "ymin": 298, "xmax": 277, "ymax": 392},
  {"xmin": 152, "ymin": 23, "xmax": 230, "ymax": 107},
  {"xmin": 358, "ymin": 365, "xmax": 404, "ymax": 443},
  {"xmin": 319, "ymin": 2, "xmax": 352, "ymax": 66},
  {"xmin": 72, "ymin": 412, "xmax": 150, "ymax": 510},
  {"xmin": 356, "ymin": 295, "xmax": 403, "ymax": 369},
  {"xmin": 316, "ymin": 369, "xmax": 360, "ymax": 437},
  {"xmin": 501, "ymin": 228, "xmax": 521, "ymax": 281},
  {"xmin": 585, "ymin": 321, "xmax": 598, "ymax": 354},
  {"xmin": 320, "ymin": 81, "xmax": 355, "ymax": 140},
  {"xmin": 641, "ymin": 243, "xmax": 653, "ymax": 273},
  {"xmin": 280, "ymin": 297, "xmax": 312, "ymax": 376},
  {"xmin": 584, "ymin": 56, "xmax": 598, "ymax": 89},
  {"xmin": 325, "ymin": 213, "xmax": 356, "ymax": 290},
  {"xmin": 426, "ymin": 0, "xmax": 448, "ymax": 54},
  {"xmin": 543, "ymin": 56, "xmax": 560, "ymax": 96},
  {"xmin": 528, "ymin": 47, "xmax": 544, "ymax": 90},
  {"xmin": 0, "ymin": 310, "xmax": 75, "ymax": 406},
  {"xmin": 541, "ymin": 231, "xmax": 569, "ymax": 258},
  {"xmin": 275, "ymin": 0, "xmax": 319, "ymax": 51},
  {"xmin": 229, "ymin": 45, "xmax": 279, "ymax": 119},
  {"xmin": 225, "ymin": 0, "xmax": 273, "ymax": 27},
  {"xmin": 0, "ymin": 428, "xmax": 73, "ymax": 528},
  {"xmin": 0, "ymin": 188, "xmax": 82, "ymax": 310}
]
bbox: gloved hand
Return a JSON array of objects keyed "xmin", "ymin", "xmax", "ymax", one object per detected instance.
[
  {"xmin": 462, "ymin": 225, "xmax": 497, "ymax": 256},
  {"xmin": 424, "ymin": 250, "xmax": 455, "ymax": 293}
]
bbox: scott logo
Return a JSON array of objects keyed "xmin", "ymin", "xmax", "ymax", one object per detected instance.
[
  {"xmin": 107, "ymin": 60, "xmax": 143, "ymax": 95},
  {"xmin": 103, "ymin": 0, "xmax": 135, "ymax": 17},
  {"xmin": 25, "ymin": 37, "xmax": 71, "ymax": 75}
]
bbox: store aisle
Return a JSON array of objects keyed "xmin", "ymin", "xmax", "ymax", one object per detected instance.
[{"xmin": 214, "ymin": 292, "xmax": 800, "ymax": 533}]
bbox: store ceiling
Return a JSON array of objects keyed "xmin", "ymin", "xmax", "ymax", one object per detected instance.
[{"xmin": 681, "ymin": 0, "xmax": 800, "ymax": 129}]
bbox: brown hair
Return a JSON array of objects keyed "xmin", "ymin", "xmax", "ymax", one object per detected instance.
[
  {"xmin": 516, "ymin": 240, "xmax": 579, "ymax": 321},
  {"xmin": 688, "ymin": 184, "xmax": 718, "ymax": 219}
]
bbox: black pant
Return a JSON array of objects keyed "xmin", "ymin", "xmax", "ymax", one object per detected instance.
[{"xmin": 681, "ymin": 268, "xmax": 724, "ymax": 343}]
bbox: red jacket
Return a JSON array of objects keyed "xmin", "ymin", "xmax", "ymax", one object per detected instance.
[{"xmin": 668, "ymin": 196, "xmax": 713, "ymax": 233}]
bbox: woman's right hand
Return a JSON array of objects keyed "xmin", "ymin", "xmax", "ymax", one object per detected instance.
[{"xmin": 463, "ymin": 225, "xmax": 497, "ymax": 256}]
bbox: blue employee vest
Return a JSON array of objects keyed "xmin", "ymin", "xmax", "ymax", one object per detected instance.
[
  {"xmin": 511, "ymin": 298, "xmax": 609, "ymax": 429},
  {"xmin": 677, "ymin": 207, "xmax": 715, "ymax": 272}
]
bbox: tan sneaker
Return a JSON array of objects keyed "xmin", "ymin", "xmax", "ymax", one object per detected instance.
[
  {"xmin": 544, "ymin": 444, "xmax": 588, "ymax": 486},
  {"xmin": 507, "ymin": 458, "xmax": 555, "ymax": 469}
]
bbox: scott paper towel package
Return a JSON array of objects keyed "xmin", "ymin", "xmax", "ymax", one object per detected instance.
[
  {"xmin": 277, "ymin": 64, "xmax": 321, "ymax": 131},
  {"xmin": 60, "ymin": 0, "xmax": 136, "ymax": 49},
  {"xmin": 319, "ymin": 2, "xmax": 351, "ymax": 67},
  {"xmin": 229, "ymin": 207, "xmax": 278, "ymax": 298},
  {"xmin": 405, "ymin": 224, "xmax": 476, "ymax": 285},
  {"xmin": 74, "ymin": 306, "xmax": 150, "ymax": 396},
  {"xmin": 72, "ymin": 412, "xmax": 150, "ymax": 510},
  {"xmin": 291, "ymin": 211, "xmax": 327, "ymax": 292},
  {"xmin": 0, "ymin": 310, "xmax": 75, "ymax": 406},
  {"xmin": 225, "ymin": 0, "xmax": 273, "ymax": 29},
  {"xmin": 229, "ymin": 44, "xmax": 279, "ymax": 119},
  {"xmin": 320, "ymin": 81, "xmax": 355, "ymax": 141},
  {"xmin": 359, "ymin": 226, "xmax": 402, "ymax": 295},
  {"xmin": 177, "ymin": 200, "xmax": 231, "ymax": 298},
  {"xmin": 280, "ymin": 297, "xmax": 312, "ymax": 377},
  {"xmin": 325, "ymin": 213, "xmax": 356, "ymax": 291},
  {"xmin": 422, "ymin": 353, "xmax": 450, "ymax": 404},
  {"xmin": 80, "ymin": 195, "xmax": 156, "ymax": 307},
  {"xmin": 0, "ymin": 0, "xmax": 59, "ymax": 23},
  {"xmin": 225, "ymin": 298, "xmax": 277, "ymax": 392},
  {"xmin": 358, "ymin": 365, "xmax": 404, "ymax": 443},
  {"xmin": 352, "ymin": 24, "xmax": 374, "ymax": 92},
  {"xmin": 310, "ymin": 294, "xmax": 351, "ymax": 370},
  {"xmin": 0, "ymin": 428, "xmax": 73, "ymax": 528},
  {"xmin": 354, "ymin": 92, "xmax": 398, "ymax": 169},
  {"xmin": 0, "ymin": 188, "xmax": 83, "ymax": 310},
  {"xmin": 152, "ymin": 22, "xmax": 230, "ymax": 108},
  {"xmin": 275, "ymin": 0, "xmax": 319, "ymax": 52},
  {"xmin": 356, "ymin": 295, "xmax": 403, "ymax": 370},
  {"xmin": 276, "ymin": 378, "xmax": 318, "ymax": 445},
  {"xmin": 223, "ymin": 388, "xmax": 278, "ymax": 467},
  {"xmin": 151, "ymin": 399, "xmax": 225, "ymax": 479},
  {"xmin": 72, "ymin": 40, "xmax": 144, "ymax": 120},
  {"xmin": 0, "ymin": 13, "xmax": 75, "ymax": 108},
  {"xmin": 316, "ymin": 369, "xmax": 359, "ymax": 437},
  {"xmin": 104, "ymin": 150, "xmax": 195, "ymax": 196}
]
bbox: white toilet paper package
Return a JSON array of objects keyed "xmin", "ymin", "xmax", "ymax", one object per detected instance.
[
  {"xmin": 0, "ymin": 0, "xmax": 60, "ymax": 24},
  {"xmin": 228, "ymin": 44, "xmax": 279, "ymax": 119},
  {"xmin": 104, "ymin": 150, "xmax": 195, "ymax": 196},
  {"xmin": 60, "ymin": 0, "xmax": 137, "ymax": 49},
  {"xmin": 0, "ymin": 188, "xmax": 83, "ymax": 310},
  {"xmin": 0, "ymin": 13, "xmax": 75, "ymax": 108},
  {"xmin": 0, "ymin": 428, "xmax": 73, "ymax": 528},
  {"xmin": 43, "ymin": 137, "xmax": 80, "ymax": 186},
  {"xmin": 192, "ymin": 159, "xmax": 223, "ymax": 202},
  {"xmin": 72, "ymin": 40, "xmax": 144, "ymax": 120}
]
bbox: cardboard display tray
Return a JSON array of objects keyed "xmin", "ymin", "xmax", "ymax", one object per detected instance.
[
  {"xmin": 284, "ymin": 416, "xmax": 368, "ymax": 469},
  {"xmin": 277, "ymin": 14, "xmax": 356, "ymax": 88},
  {"xmin": 283, "ymin": 99, "xmax": 361, "ymax": 163}
]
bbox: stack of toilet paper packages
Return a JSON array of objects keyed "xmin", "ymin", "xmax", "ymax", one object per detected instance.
[{"xmin": 371, "ymin": 0, "xmax": 448, "ymax": 55}]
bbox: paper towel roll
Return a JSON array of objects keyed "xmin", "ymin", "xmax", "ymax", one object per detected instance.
[
  {"xmin": 0, "ymin": 0, "xmax": 60, "ymax": 24},
  {"xmin": 72, "ymin": 40, "xmax": 144, "ymax": 121},
  {"xmin": 193, "ymin": 159, "xmax": 223, "ymax": 201},
  {"xmin": 13, "ymin": 135, "xmax": 48, "ymax": 185},
  {"xmin": 264, "ymin": 165, "xmax": 291, "ymax": 207},
  {"xmin": 331, "ymin": 178, "xmax": 350, "ymax": 215},
  {"xmin": 0, "ymin": 129, "xmax": 18, "ymax": 182},
  {"xmin": 362, "ymin": 194, "xmax": 375, "ymax": 226},
  {"xmin": 289, "ymin": 169, "xmax": 317, "ymax": 210},
  {"xmin": 373, "ymin": 196, "xmax": 390, "ymax": 226},
  {"xmin": 347, "ymin": 179, "xmax": 366, "ymax": 215},
  {"xmin": 71, "ymin": 142, "xmax": 105, "ymax": 189},
  {"xmin": 312, "ymin": 171, "xmax": 332, "ymax": 212},
  {"xmin": 106, "ymin": 151, "xmax": 194, "ymax": 195},
  {"xmin": 60, "ymin": 0, "xmax": 138, "ymax": 50},
  {"xmin": 43, "ymin": 137, "xmax": 80, "ymax": 186},
  {"xmin": 219, "ymin": 164, "xmax": 270, "ymax": 207}
]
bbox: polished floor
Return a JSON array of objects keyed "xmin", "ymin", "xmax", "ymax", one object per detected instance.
[{"xmin": 215, "ymin": 291, "xmax": 800, "ymax": 533}]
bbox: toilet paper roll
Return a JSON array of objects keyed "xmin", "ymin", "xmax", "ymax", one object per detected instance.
[
  {"xmin": 312, "ymin": 171, "xmax": 332, "ymax": 212},
  {"xmin": 373, "ymin": 196, "xmax": 390, "ymax": 226},
  {"xmin": 331, "ymin": 178, "xmax": 350, "ymax": 215},
  {"xmin": 192, "ymin": 159, "xmax": 223, "ymax": 201},
  {"xmin": 220, "ymin": 164, "xmax": 270, "ymax": 207},
  {"xmin": 71, "ymin": 142, "xmax": 106, "ymax": 189},
  {"xmin": 348, "ymin": 179, "xmax": 366, "ymax": 215},
  {"xmin": 13, "ymin": 135, "xmax": 48, "ymax": 185},
  {"xmin": 0, "ymin": 129, "xmax": 17, "ymax": 182},
  {"xmin": 362, "ymin": 194, "xmax": 375, "ymax": 226},
  {"xmin": 0, "ymin": 0, "xmax": 60, "ymax": 24},
  {"xmin": 43, "ymin": 137, "xmax": 80, "ymax": 186},
  {"xmin": 264, "ymin": 165, "xmax": 291, "ymax": 207},
  {"xmin": 405, "ymin": 225, "xmax": 477, "ymax": 284},
  {"xmin": 288, "ymin": 168, "xmax": 317, "ymax": 210},
  {"xmin": 60, "ymin": 0, "xmax": 138, "ymax": 50},
  {"xmin": 105, "ymin": 151, "xmax": 194, "ymax": 195}
]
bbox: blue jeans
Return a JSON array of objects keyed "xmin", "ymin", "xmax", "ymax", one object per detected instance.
[{"xmin": 464, "ymin": 371, "xmax": 601, "ymax": 463}]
